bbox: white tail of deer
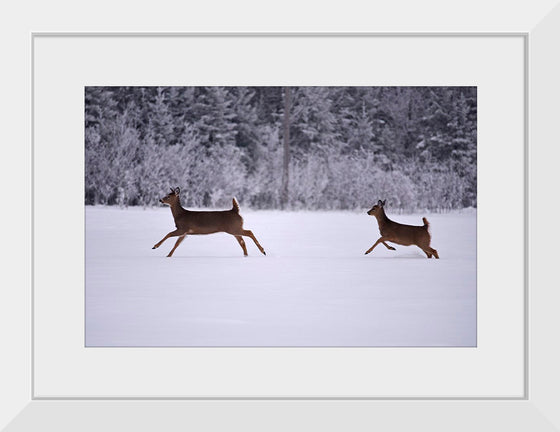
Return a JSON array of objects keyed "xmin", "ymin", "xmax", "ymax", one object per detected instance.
[
  {"xmin": 365, "ymin": 200, "xmax": 439, "ymax": 259},
  {"xmin": 152, "ymin": 187, "xmax": 266, "ymax": 258}
]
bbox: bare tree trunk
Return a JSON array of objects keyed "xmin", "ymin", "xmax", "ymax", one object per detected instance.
[{"xmin": 281, "ymin": 86, "xmax": 291, "ymax": 209}]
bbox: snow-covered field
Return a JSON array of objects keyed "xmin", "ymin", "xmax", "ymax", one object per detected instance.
[{"xmin": 85, "ymin": 206, "xmax": 476, "ymax": 347}]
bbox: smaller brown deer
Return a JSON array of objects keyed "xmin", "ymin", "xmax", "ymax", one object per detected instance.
[
  {"xmin": 152, "ymin": 187, "xmax": 266, "ymax": 258},
  {"xmin": 365, "ymin": 200, "xmax": 439, "ymax": 259}
]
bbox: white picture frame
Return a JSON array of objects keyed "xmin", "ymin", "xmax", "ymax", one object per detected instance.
[{"xmin": 3, "ymin": 2, "xmax": 560, "ymax": 430}]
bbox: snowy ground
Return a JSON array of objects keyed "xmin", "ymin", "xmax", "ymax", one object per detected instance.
[{"xmin": 85, "ymin": 206, "xmax": 476, "ymax": 347}]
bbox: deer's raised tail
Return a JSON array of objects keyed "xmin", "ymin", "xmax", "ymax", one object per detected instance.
[{"xmin": 232, "ymin": 197, "xmax": 240, "ymax": 213}]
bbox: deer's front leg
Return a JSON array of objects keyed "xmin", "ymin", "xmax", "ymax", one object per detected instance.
[
  {"xmin": 382, "ymin": 241, "xmax": 396, "ymax": 250},
  {"xmin": 167, "ymin": 234, "xmax": 187, "ymax": 257},
  {"xmin": 365, "ymin": 237, "xmax": 385, "ymax": 255},
  {"xmin": 152, "ymin": 229, "xmax": 182, "ymax": 249}
]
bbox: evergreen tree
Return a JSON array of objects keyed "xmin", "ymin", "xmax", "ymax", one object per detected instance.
[
  {"xmin": 192, "ymin": 87, "xmax": 237, "ymax": 147},
  {"xmin": 290, "ymin": 87, "xmax": 338, "ymax": 157},
  {"xmin": 145, "ymin": 87, "xmax": 176, "ymax": 146},
  {"xmin": 230, "ymin": 86, "xmax": 260, "ymax": 167}
]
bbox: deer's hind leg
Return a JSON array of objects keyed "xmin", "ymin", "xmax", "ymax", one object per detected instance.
[
  {"xmin": 422, "ymin": 248, "xmax": 432, "ymax": 258},
  {"xmin": 419, "ymin": 245, "xmax": 439, "ymax": 259},
  {"xmin": 227, "ymin": 226, "xmax": 266, "ymax": 256},
  {"xmin": 239, "ymin": 229, "xmax": 266, "ymax": 256},
  {"xmin": 417, "ymin": 235, "xmax": 439, "ymax": 259},
  {"xmin": 234, "ymin": 235, "xmax": 248, "ymax": 256}
]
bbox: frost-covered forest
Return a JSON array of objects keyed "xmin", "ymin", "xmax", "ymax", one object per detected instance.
[{"xmin": 85, "ymin": 86, "xmax": 476, "ymax": 211}]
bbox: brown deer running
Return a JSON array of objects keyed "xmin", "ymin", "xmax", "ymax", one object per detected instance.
[
  {"xmin": 365, "ymin": 200, "xmax": 439, "ymax": 259},
  {"xmin": 152, "ymin": 187, "xmax": 266, "ymax": 258}
]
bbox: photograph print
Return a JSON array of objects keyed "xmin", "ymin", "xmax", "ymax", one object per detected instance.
[{"xmin": 85, "ymin": 86, "xmax": 477, "ymax": 347}]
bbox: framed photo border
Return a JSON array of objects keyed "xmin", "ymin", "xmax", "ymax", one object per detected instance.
[
  {"xmin": 31, "ymin": 31, "xmax": 525, "ymax": 399},
  {"xmin": 5, "ymin": 13, "xmax": 559, "ymax": 429}
]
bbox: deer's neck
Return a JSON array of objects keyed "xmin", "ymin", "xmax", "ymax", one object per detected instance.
[
  {"xmin": 375, "ymin": 208, "xmax": 391, "ymax": 228},
  {"xmin": 169, "ymin": 200, "xmax": 186, "ymax": 221}
]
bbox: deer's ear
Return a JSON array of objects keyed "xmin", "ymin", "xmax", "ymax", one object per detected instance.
[
  {"xmin": 175, "ymin": 187, "xmax": 181, "ymax": 195},
  {"xmin": 170, "ymin": 187, "xmax": 175, "ymax": 193},
  {"xmin": 377, "ymin": 200, "xmax": 383, "ymax": 206},
  {"xmin": 381, "ymin": 200, "xmax": 386, "ymax": 206}
]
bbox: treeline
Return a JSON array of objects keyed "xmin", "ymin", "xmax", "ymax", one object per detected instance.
[{"xmin": 85, "ymin": 86, "xmax": 476, "ymax": 212}]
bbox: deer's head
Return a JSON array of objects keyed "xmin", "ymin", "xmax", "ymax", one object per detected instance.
[
  {"xmin": 160, "ymin": 187, "xmax": 181, "ymax": 205},
  {"xmin": 367, "ymin": 199, "xmax": 386, "ymax": 216}
]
